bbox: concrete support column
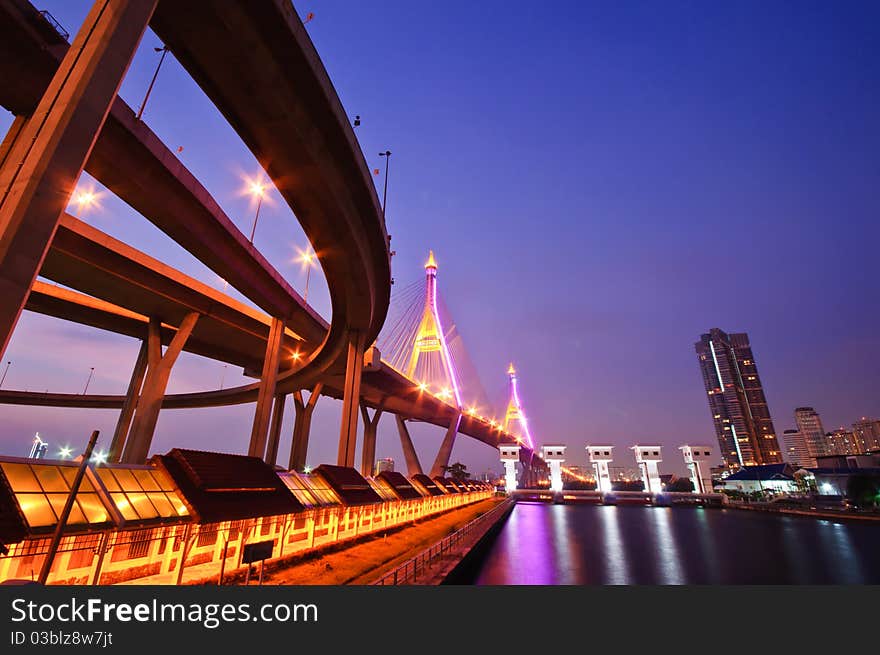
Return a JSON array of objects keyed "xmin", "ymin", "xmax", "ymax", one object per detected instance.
[
  {"xmin": 122, "ymin": 312, "xmax": 199, "ymax": 463},
  {"xmin": 248, "ymin": 317, "xmax": 285, "ymax": 459},
  {"xmin": 288, "ymin": 382, "xmax": 322, "ymax": 471},
  {"xmin": 264, "ymin": 393, "xmax": 286, "ymax": 467},
  {"xmin": 359, "ymin": 403, "xmax": 383, "ymax": 477},
  {"xmin": 429, "ymin": 412, "xmax": 462, "ymax": 478},
  {"xmin": 0, "ymin": 115, "xmax": 28, "ymax": 170},
  {"xmin": 395, "ymin": 415, "xmax": 423, "ymax": 476},
  {"xmin": 108, "ymin": 339, "xmax": 148, "ymax": 462},
  {"xmin": 337, "ymin": 331, "xmax": 366, "ymax": 468},
  {"xmin": 0, "ymin": 0, "xmax": 158, "ymax": 361}
]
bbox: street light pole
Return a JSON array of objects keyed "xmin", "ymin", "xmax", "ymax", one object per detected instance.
[
  {"xmin": 297, "ymin": 247, "xmax": 316, "ymax": 304},
  {"xmin": 136, "ymin": 46, "xmax": 170, "ymax": 121},
  {"xmin": 38, "ymin": 430, "xmax": 100, "ymax": 584},
  {"xmin": 0, "ymin": 361, "xmax": 10, "ymax": 388},
  {"xmin": 248, "ymin": 184, "xmax": 266, "ymax": 243},
  {"xmin": 82, "ymin": 367, "xmax": 95, "ymax": 395},
  {"xmin": 379, "ymin": 150, "xmax": 391, "ymax": 216}
]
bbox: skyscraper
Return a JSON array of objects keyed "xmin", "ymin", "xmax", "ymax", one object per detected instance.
[
  {"xmin": 782, "ymin": 429, "xmax": 814, "ymax": 468},
  {"xmin": 695, "ymin": 328, "xmax": 782, "ymax": 469},
  {"xmin": 852, "ymin": 417, "xmax": 880, "ymax": 453},
  {"xmin": 794, "ymin": 407, "xmax": 828, "ymax": 459},
  {"xmin": 28, "ymin": 432, "xmax": 48, "ymax": 460},
  {"xmin": 375, "ymin": 457, "xmax": 394, "ymax": 474},
  {"xmin": 825, "ymin": 427, "xmax": 861, "ymax": 456}
]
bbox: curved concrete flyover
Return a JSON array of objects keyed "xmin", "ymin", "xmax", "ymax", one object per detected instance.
[
  {"xmin": 0, "ymin": 1, "xmax": 536, "ymax": 466},
  {"xmin": 11, "ymin": 217, "xmax": 511, "ymax": 452},
  {"xmin": 1, "ymin": 0, "xmax": 390, "ymax": 398},
  {"xmin": 0, "ymin": 0, "xmax": 391, "ymax": 463}
]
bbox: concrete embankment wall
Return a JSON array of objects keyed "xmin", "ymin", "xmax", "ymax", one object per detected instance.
[{"xmin": 438, "ymin": 499, "xmax": 516, "ymax": 585}]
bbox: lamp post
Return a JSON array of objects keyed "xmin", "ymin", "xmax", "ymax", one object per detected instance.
[
  {"xmin": 0, "ymin": 361, "xmax": 10, "ymax": 388},
  {"xmin": 297, "ymin": 247, "xmax": 316, "ymax": 304},
  {"xmin": 248, "ymin": 181, "xmax": 267, "ymax": 243},
  {"xmin": 136, "ymin": 46, "xmax": 170, "ymax": 121},
  {"xmin": 379, "ymin": 150, "xmax": 391, "ymax": 216},
  {"xmin": 38, "ymin": 430, "xmax": 100, "ymax": 584},
  {"xmin": 82, "ymin": 367, "xmax": 95, "ymax": 395},
  {"xmin": 72, "ymin": 189, "xmax": 97, "ymax": 217}
]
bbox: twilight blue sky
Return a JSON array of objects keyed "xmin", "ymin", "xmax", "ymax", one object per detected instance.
[{"xmin": 1, "ymin": 0, "xmax": 878, "ymax": 478}]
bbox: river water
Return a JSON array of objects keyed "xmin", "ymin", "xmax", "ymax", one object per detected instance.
[{"xmin": 470, "ymin": 503, "xmax": 880, "ymax": 584}]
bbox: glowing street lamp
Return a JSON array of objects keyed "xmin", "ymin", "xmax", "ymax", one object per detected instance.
[
  {"xmin": 91, "ymin": 450, "xmax": 107, "ymax": 464},
  {"xmin": 247, "ymin": 180, "xmax": 268, "ymax": 243},
  {"xmin": 417, "ymin": 382, "xmax": 428, "ymax": 393},
  {"xmin": 136, "ymin": 45, "xmax": 171, "ymax": 121},
  {"xmin": 58, "ymin": 446, "xmax": 72, "ymax": 459},
  {"xmin": 296, "ymin": 246, "xmax": 317, "ymax": 304},
  {"xmin": 72, "ymin": 188, "xmax": 99, "ymax": 217}
]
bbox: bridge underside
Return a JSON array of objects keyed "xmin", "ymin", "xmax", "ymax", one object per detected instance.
[{"xmin": 0, "ymin": 0, "xmax": 542, "ymax": 475}]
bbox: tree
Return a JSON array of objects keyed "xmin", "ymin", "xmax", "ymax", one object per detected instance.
[
  {"xmin": 846, "ymin": 474, "xmax": 880, "ymax": 509},
  {"xmin": 442, "ymin": 462, "xmax": 470, "ymax": 482},
  {"xmin": 665, "ymin": 477, "xmax": 694, "ymax": 492},
  {"xmin": 611, "ymin": 479, "xmax": 644, "ymax": 492}
]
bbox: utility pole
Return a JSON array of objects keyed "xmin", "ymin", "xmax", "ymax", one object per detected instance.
[
  {"xmin": 38, "ymin": 431, "xmax": 100, "ymax": 584},
  {"xmin": 136, "ymin": 46, "xmax": 170, "ymax": 120},
  {"xmin": 379, "ymin": 150, "xmax": 391, "ymax": 217},
  {"xmin": 82, "ymin": 367, "xmax": 95, "ymax": 394}
]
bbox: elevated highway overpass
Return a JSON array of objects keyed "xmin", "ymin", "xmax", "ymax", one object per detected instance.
[{"xmin": 0, "ymin": 0, "xmax": 540, "ymax": 479}]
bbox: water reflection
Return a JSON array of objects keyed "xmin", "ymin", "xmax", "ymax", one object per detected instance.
[
  {"xmin": 472, "ymin": 504, "xmax": 880, "ymax": 585},
  {"xmin": 693, "ymin": 508, "xmax": 722, "ymax": 584},
  {"xmin": 599, "ymin": 507, "xmax": 630, "ymax": 584},
  {"xmin": 816, "ymin": 521, "xmax": 864, "ymax": 584},
  {"xmin": 651, "ymin": 508, "xmax": 684, "ymax": 584}
]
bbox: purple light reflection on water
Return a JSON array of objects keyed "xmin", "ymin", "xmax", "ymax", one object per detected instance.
[{"xmin": 471, "ymin": 504, "xmax": 880, "ymax": 585}]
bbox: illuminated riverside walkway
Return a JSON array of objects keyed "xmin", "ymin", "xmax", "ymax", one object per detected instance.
[{"xmin": 0, "ymin": 450, "xmax": 491, "ymax": 585}]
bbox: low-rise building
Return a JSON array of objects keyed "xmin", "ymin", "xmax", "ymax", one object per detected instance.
[
  {"xmin": 720, "ymin": 463, "xmax": 798, "ymax": 494},
  {"xmin": 812, "ymin": 452, "xmax": 880, "ymax": 496}
]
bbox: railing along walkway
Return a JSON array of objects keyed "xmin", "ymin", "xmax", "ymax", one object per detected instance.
[{"xmin": 372, "ymin": 497, "xmax": 512, "ymax": 585}]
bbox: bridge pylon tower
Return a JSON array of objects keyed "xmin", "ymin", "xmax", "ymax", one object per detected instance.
[{"xmin": 406, "ymin": 251, "xmax": 462, "ymax": 408}]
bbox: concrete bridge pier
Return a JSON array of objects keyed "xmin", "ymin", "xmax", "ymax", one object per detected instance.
[
  {"xmin": 108, "ymin": 339, "xmax": 149, "ymax": 462},
  {"xmin": 264, "ymin": 392, "xmax": 287, "ymax": 466},
  {"xmin": 0, "ymin": 0, "xmax": 158, "ymax": 362},
  {"xmin": 288, "ymin": 382, "xmax": 322, "ymax": 472},
  {"xmin": 337, "ymin": 331, "xmax": 366, "ymax": 467},
  {"xmin": 395, "ymin": 416, "xmax": 423, "ymax": 476},
  {"xmin": 359, "ymin": 402, "xmax": 383, "ymax": 477},
  {"xmin": 429, "ymin": 412, "xmax": 462, "ymax": 478},
  {"xmin": 122, "ymin": 312, "xmax": 199, "ymax": 463},
  {"xmin": 248, "ymin": 317, "xmax": 285, "ymax": 459}
]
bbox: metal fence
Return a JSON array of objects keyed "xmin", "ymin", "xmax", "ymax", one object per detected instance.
[{"xmin": 372, "ymin": 497, "xmax": 512, "ymax": 585}]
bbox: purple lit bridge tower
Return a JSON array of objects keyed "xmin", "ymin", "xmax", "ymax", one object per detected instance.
[{"xmin": 379, "ymin": 251, "xmax": 539, "ymax": 479}]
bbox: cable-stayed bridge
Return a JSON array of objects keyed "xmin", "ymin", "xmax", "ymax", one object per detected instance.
[{"xmin": 0, "ymin": 0, "xmax": 546, "ymax": 487}]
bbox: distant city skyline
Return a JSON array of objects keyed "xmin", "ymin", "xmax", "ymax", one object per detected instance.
[{"xmin": 1, "ymin": 0, "xmax": 879, "ymax": 480}]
